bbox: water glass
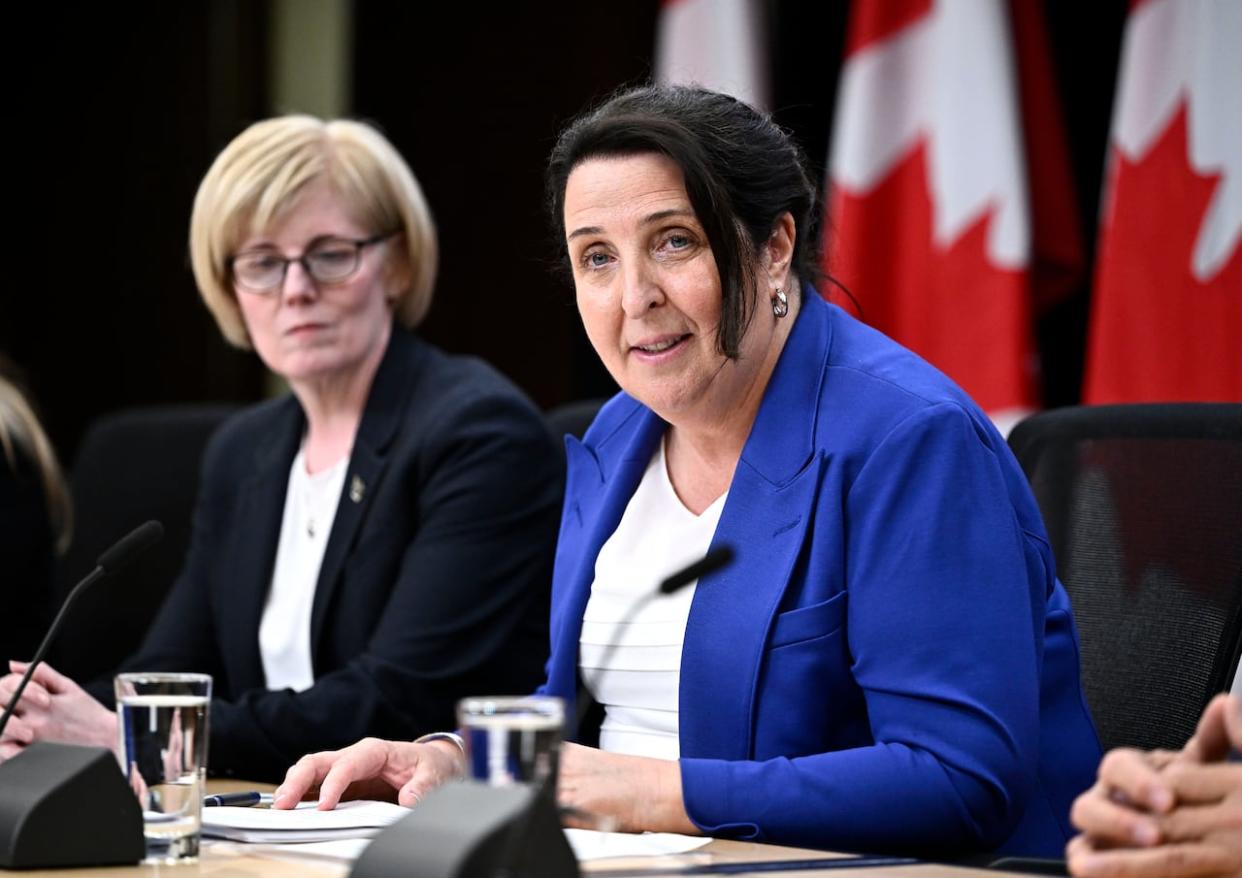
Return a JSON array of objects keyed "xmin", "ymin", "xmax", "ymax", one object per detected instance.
[
  {"xmin": 114, "ymin": 672, "xmax": 212, "ymax": 863},
  {"xmin": 457, "ymin": 695, "xmax": 564, "ymax": 790}
]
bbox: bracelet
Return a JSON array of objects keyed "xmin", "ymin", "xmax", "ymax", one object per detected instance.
[{"xmin": 413, "ymin": 731, "xmax": 465, "ymax": 756}]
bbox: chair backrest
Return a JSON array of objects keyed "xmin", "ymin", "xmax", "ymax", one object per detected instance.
[
  {"xmin": 544, "ymin": 399, "xmax": 606, "ymax": 444},
  {"xmin": 50, "ymin": 405, "xmax": 237, "ymax": 684},
  {"xmin": 1008, "ymin": 403, "xmax": 1242, "ymax": 753}
]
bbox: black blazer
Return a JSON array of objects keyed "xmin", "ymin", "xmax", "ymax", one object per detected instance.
[{"xmin": 89, "ymin": 328, "xmax": 562, "ymax": 781}]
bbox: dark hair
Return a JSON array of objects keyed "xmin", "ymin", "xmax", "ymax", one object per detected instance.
[{"xmin": 546, "ymin": 84, "xmax": 820, "ymax": 359}]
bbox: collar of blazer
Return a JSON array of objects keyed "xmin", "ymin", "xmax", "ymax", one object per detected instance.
[
  {"xmin": 230, "ymin": 324, "xmax": 424, "ymax": 675},
  {"xmin": 246, "ymin": 323, "xmax": 421, "ymax": 479},
  {"xmin": 554, "ymin": 291, "xmax": 834, "ymax": 758}
]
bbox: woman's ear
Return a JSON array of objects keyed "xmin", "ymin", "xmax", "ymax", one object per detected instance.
[{"xmin": 765, "ymin": 212, "xmax": 796, "ymax": 289}]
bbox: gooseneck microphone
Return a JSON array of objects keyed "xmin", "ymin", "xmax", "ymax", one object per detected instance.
[
  {"xmin": 494, "ymin": 545, "xmax": 737, "ymax": 878},
  {"xmin": 0, "ymin": 520, "xmax": 164, "ymax": 738},
  {"xmin": 350, "ymin": 545, "xmax": 740, "ymax": 878},
  {"xmin": 657, "ymin": 545, "xmax": 735, "ymax": 595},
  {"xmin": 95, "ymin": 521, "xmax": 164, "ymax": 577},
  {"xmin": 574, "ymin": 544, "xmax": 736, "ymax": 740}
]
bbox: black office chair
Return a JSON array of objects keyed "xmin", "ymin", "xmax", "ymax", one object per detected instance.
[
  {"xmin": 1008, "ymin": 403, "xmax": 1242, "ymax": 754},
  {"xmin": 544, "ymin": 398, "xmax": 606, "ymax": 444},
  {"xmin": 50, "ymin": 405, "xmax": 237, "ymax": 685}
]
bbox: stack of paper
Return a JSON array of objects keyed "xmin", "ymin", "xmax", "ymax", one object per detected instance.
[
  {"xmin": 565, "ymin": 829, "xmax": 711, "ymax": 861},
  {"xmin": 202, "ymin": 802, "xmax": 713, "ymax": 866},
  {"xmin": 201, "ymin": 801, "xmax": 408, "ymax": 843}
]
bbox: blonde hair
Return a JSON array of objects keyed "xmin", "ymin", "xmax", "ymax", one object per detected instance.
[
  {"xmin": 189, "ymin": 116, "xmax": 439, "ymax": 348},
  {"xmin": 0, "ymin": 376, "xmax": 72, "ymax": 553}
]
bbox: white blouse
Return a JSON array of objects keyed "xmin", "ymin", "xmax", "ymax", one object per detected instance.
[
  {"xmin": 257, "ymin": 447, "xmax": 349, "ymax": 693},
  {"xmin": 579, "ymin": 438, "xmax": 727, "ymax": 760}
]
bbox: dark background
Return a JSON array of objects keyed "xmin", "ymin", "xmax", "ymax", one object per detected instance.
[{"xmin": 2, "ymin": 1, "xmax": 1128, "ymax": 465}]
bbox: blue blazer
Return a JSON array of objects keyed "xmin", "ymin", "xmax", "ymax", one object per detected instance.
[
  {"xmin": 89, "ymin": 328, "xmax": 563, "ymax": 781},
  {"xmin": 543, "ymin": 292, "xmax": 1100, "ymax": 857}
]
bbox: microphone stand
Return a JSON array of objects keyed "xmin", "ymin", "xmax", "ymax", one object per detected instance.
[
  {"xmin": 0, "ymin": 520, "xmax": 163, "ymax": 737},
  {"xmin": 349, "ymin": 547, "xmax": 737, "ymax": 878},
  {"xmin": 0, "ymin": 520, "xmax": 162, "ymax": 869},
  {"xmin": 0, "ymin": 568, "xmax": 105, "ymax": 737},
  {"xmin": 494, "ymin": 545, "xmax": 736, "ymax": 878}
]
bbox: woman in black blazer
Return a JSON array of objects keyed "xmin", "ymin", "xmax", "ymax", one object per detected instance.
[{"xmin": 0, "ymin": 117, "xmax": 562, "ymax": 781}]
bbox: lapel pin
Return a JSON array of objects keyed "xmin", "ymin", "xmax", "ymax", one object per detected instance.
[{"xmin": 350, "ymin": 475, "xmax": 366, "ymax": 503}]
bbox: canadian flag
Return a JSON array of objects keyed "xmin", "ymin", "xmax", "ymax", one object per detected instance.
[
  {"xmin": 824, "ymin": 0, "xmax": 1081, "ymax": 433},
  {"xmin": 654, "ymin": 0, "xmax": 768, "ymax": 111},
  {"xmin": 1083, "ymin": 0, "xmax": 1242, "ymax": 403}
]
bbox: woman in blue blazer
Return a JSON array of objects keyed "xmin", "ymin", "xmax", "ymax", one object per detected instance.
[
  {"xmin": 275, "ymin": 86, "xmax": 1100, "ymax": 858},
  {"xmin": 0, "ymin": 117, "xmax": 561, "ymax": 781}
]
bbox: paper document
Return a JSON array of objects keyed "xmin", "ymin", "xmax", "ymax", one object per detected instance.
[
  {"xmin": 565, "ymin": 828, "xmax": 712, "ymax": 861},
  {"xmin": 236, "ymin": 830, "xmax": 709, "ymax": 865},
  {"xmin": 203, "ymin": 802, "xmax": 710, "ymax": 862},
  {"xmin": 241, "ymin": 838, "xmax": 372, "ymax": 865},
  {"xmin": 201, "ymin": 800, "xmax": 407, "ymax": 843}
]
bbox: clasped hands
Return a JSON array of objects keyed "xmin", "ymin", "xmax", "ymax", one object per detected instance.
[
  {"xmin": 1067, "ymin": 693, "xmax": 1242, "ymax": 878},
  {"xmin": 0, "ymin": 660, "xmax": 117, "ymax": 761},
  {"xmin": 274, "ymin": 738, "xmax": 698, "ymax": 835}
]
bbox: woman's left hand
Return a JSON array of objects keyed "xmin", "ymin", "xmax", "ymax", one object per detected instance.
[{"xmin": 557, "ymin": 742, "xmax": 699, "ymax": 835}]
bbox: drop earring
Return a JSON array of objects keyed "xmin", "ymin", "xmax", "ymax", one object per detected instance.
[{"xmin": 771, "ymin": 287, "xmax": 788, "ymax": 318}]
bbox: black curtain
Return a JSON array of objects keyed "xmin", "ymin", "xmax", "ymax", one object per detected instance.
[{"xmin": 7, "ymin": 0, "xmax": 1130, "ymax": 461}]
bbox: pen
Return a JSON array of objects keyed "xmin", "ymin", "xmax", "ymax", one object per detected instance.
[{"xmin": 202, "ymin": 791, "xmax": 275, "ymax": 807}]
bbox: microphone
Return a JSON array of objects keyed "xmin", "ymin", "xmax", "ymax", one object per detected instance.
[
  {"xmin": 503, "ymin": 545, "xmax": 736, "ymax": 876},
  {"xmin": 658, "ymin": 545, "xmax": 735, "ymax": 595},
  {"xmin": 575, "ymin": 544, "xmax": 735, "ymax": 740},
  {"xmin": 350, "ymin": 547, "xmax": 739, "ymax": 878},
  {"xmin": 96, "ymin": 520, "xmax": 164, "ymax": 576},
  {"xmin": 0, "ymin": 521, "xmax": 163, "ymax": 738}
]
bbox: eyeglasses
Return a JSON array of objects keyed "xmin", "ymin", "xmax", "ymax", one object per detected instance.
[{"xmin": 230, "ymin": 232, "xmax": 397, "ymax": 293}]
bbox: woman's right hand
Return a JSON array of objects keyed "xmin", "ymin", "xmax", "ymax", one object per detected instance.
[{"xmin": 274, "ymin": 737, "xmax": 465, "ymax": 810}]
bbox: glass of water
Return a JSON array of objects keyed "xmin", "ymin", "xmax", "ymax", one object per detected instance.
[
  {"xmin": 114, "ymin": 672, "xmax": 212, "ymax": 863},
  {"xmin": 457, "ymin": 695, "xmax": 564, "ymax": 789}
]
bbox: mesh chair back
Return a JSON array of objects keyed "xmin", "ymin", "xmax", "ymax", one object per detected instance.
[
  {"xmin": 1009, "ymin": 404, "xmax": 1242, "ymax": 753},
  {"xmin": 50, "ymin": 405, "xmax": 236, "ymax": 684}
]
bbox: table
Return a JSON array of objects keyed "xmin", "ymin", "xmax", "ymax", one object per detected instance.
[
  {"xmin": 3, "ymin": 846, "xmax": 1040, "ymax": 878},
  {"xmin": 2, "ymin": 782, "xmax": 1044, "ymax": 878}
]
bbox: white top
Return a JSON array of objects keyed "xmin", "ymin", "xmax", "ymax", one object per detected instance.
[
  {"xmin": 258, "ymin": 448, "xmax": 350, "ymax": 692},
  {"xmin": 579, "ymin": 438, "xmax": 727, "ymax": 760}
]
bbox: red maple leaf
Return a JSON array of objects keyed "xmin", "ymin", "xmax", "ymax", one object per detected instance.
[
  {"xmin": 824, "ymin": 139, "xmax": 1038, "ymax": 414},
  {"xmin": 1084, "ymin": 102, "xmax": 1242, "ymax": 403}
]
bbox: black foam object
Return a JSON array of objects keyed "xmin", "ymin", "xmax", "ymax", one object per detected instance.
[
  {"xmin": 0, "ymin": 741, "xmax": 145, "ymax": 869},
  {"xmin": 350, "ymin": 780, "xmax": 579, "ymax": 878}
]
